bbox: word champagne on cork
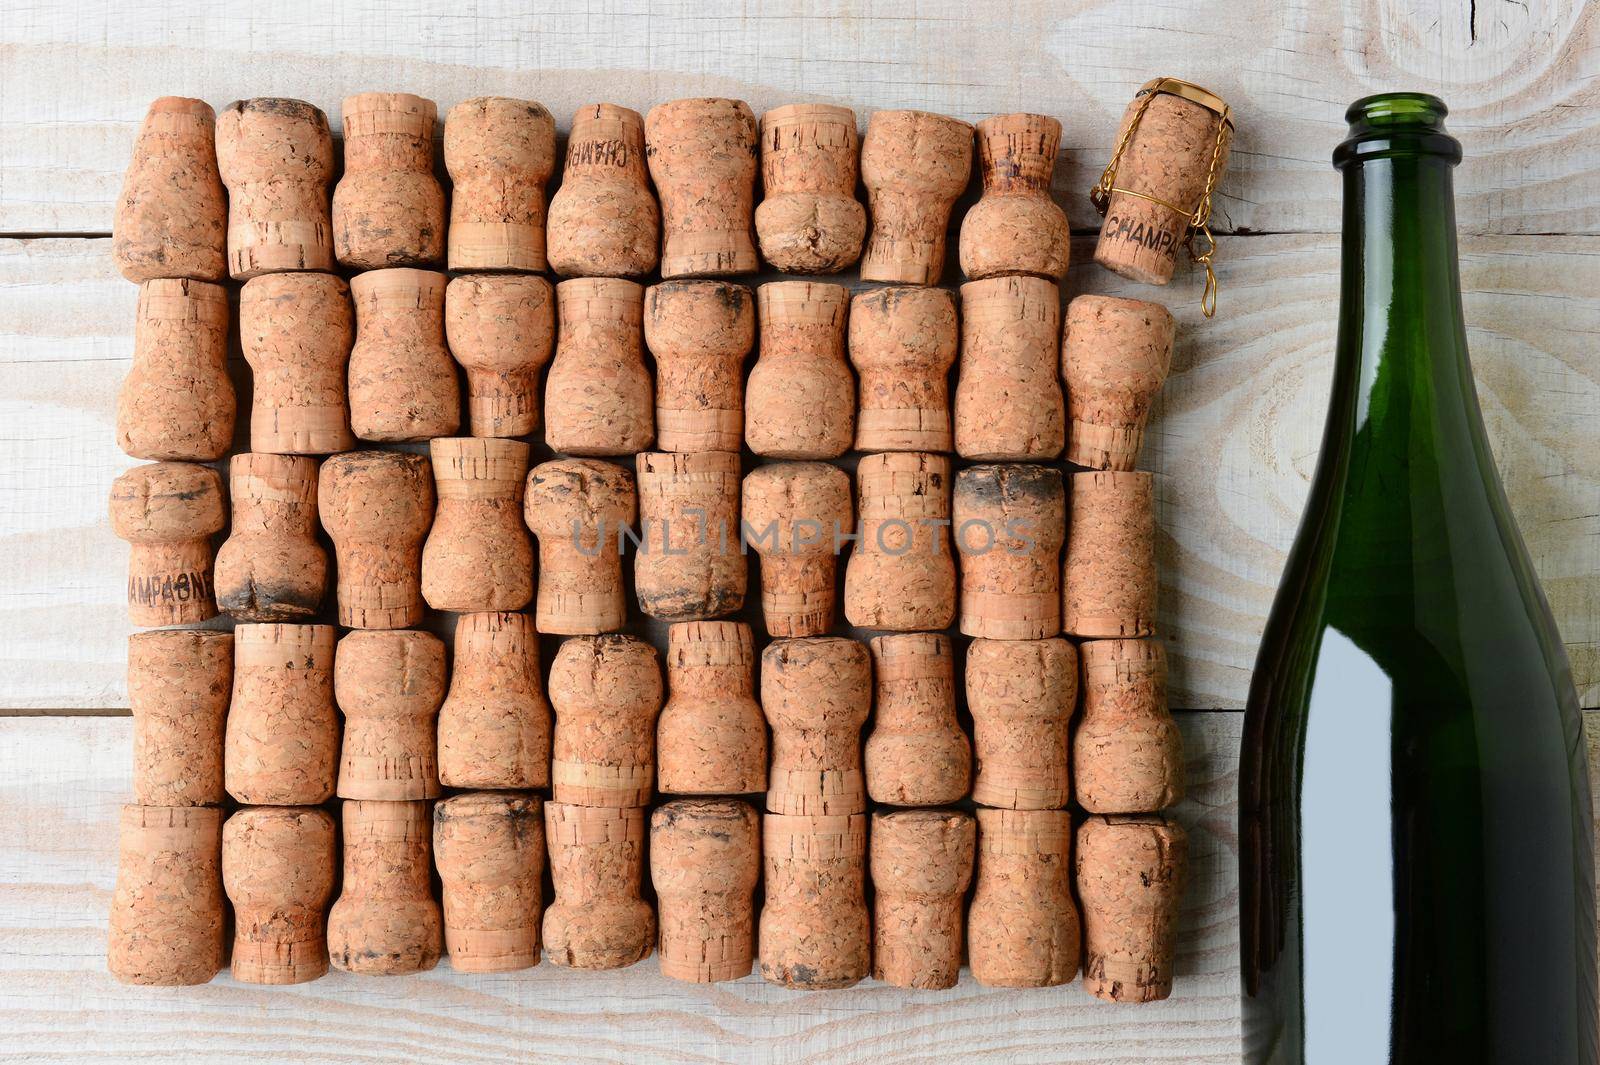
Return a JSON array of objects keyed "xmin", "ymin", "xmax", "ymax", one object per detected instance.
[
  {"xmin": 651, "ymin": 799, "xmax": 761, "ymax": 983},
  {"xmin": 762, "ymin": 637, "xmax": 871, "ymax": 817},
  {"xmin": 222, "ymin": 806, "xmax": 336, "ymax": 985},
  {"xmin": 347, "ymin": 267, "xmax": 460, "ymax": 443},
  {"xmin": 112, "ymin": 97, "xmax": 226, "ymax": 283},
  {"xmin": 863, "ymin": 633, "xmax": 971, "ymax": 806},
  {"xmin": 755, "ymin": 103, "xmax": 865, "ymax": 274},
  {"xmin": 127, "ymin": 629, "xmax": 232, "ymax": 807},
  {"xmin": 444, "ymin": 274, "xmax": 555, "ymax": 439},
  {"xmin": 549, "ymin": 634, "xmax": 663, "ymax": 808},
  {"xmin": 333, "ymin": 629, "xmax": 447, "ymax": 801},
  {"xmin": 240, "ymin": 272, "xmax": 355, "ymax": 455},
  {"xmin": 110, "ymin": 461, "xmax": 224, "ymax": 627},
  {"xmin": 645, "ymin": 97, "xmax": 760, "ymax": 278},
  {"xmin": 444, "ymin": 96, "xmax": 556, "ymax": 272},
  {"xmin": 544, "ymin": 277, "xmax": 654, "ymax": 456},
  {"xmin": 741, "ymin": 461, "xmax": 852, "ymax": 637},
  {"xmin": 543, "ymin": 802, "xmax": 655, "ymax": 970},
  {"xmin": 871, "ymin": 809, "xmax": 975, "ymax": 990},
  {"xmin": 746, "ymin": 281, "xmax": 854, "ymax": 459},
  {"xmin": 438, "ymin": 612, "xmax": 551, "ymax": 791},
  {"xmin": 327, "ymin": 799, "xmax": 443, "ymax": 975},
  {"xmin": 547, "ymin": 103, "xmax": 660, "ymax": 278},
  {"xmin": 524, "ymin": 459, "xmax": 636, "ymax": 635},
  {"xmin": 848, "ymin": 286, "xmax": 958, "ymax": 453},
  {"xmin": 332, "ymin": 92, "xmax": 445, "ymax": 269},
  {"xmin": 1077, "ymin": 813, "xmax": 1188, "ymax": 1003},
  {"xmin": 421, "ymin": 438, "xmax": 533, "ymax": 613},
  {"xmin": 1061, "ymin": 295, "xmax": 1175, "ymax": 471},
  {"xmin": 319, "ymin": 450, "xmax": 435, "ymax": 630},
  {"xmin": 434, "ymin": 792, "xmax": 545, "ymax": 973},
  {"xmin": 959, "ymin": 112, "xmax": 1070, "ymax": 281},
  {"xmin": 843, "ymin": 452, "xmax": 957, "ymax": 632},
  {"xmin": 658, "ymin": 621, "xmax": 767, "ymax": 796},
  {"xmin": 859, "ymin": 109, "xmax": 973, "ymax": 285},
  {"xmin": 107, "ymin": 805, "xmax": 225, "ymax": 986},
  {"xmin": 216, "ymin": 97, "xmax": 335, "ymax": 277},
  {"xmin": 117, "ymin": 278, "xmax": 234, "ymax": 461},
  {"xmin": 214, "ymin": 453, "xmax": 326, "ymax": 622},
  {"xmin": 645, "ymin": 280, "xmax": 755, "ymax": 454},
  {"xmin": 967, "ymin": 637, "xmax": 1078, "ymax": 810},
  {"xmin": 635, "ymin": 450, "xmax": 746, "ymax": 621},
  {"xmin": 225, "ymin": 623, "xmax": 338, "ymax": 806}
]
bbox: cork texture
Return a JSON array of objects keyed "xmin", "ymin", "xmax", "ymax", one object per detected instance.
[
  {"xmin": 240, "ymin": 272, "xmax": 355, "ymax": 454},
  {"xmin": 549, "ymin": 635, "xmax": 663, "ymax": 808},
  {"xmin": 1076, "ymin": 814, "xmax": 1188, "ymax": 1002},
  {"xmin": 968, "ymin": 807, "xmax": 1080, "ymax": 988},
  {"xmin": 758, "ymin": 812, "xmax": 870, "ymax": 989},
  {"xmin": 761, "ymin": 637, "xmax": 870, "ymax": 816},
  {"xmin": 755, "ymin": 103, "xmax": 864, "ymax": 274},
  {"xmin": 1061, "ymin": 295, "xmax": 1176, "ymax": 470},
  {"xmin": 444, "ymin": 96, "xmax": 556, "ymax": 272},
  {"xmin": 332, "ymin": 92, "xmax": 445, "ymax": 269},
  {"xmin": 967, "ymin": 637, "xmax": 1078, "ymax": 810},
  {"xmin": 112, "ymin": 97, "xmax": 226, "ymax": 283},
  {"xmin": 216, "ymin": 97, "xmax": 335, "ymax": 277},
  {"xmin": 848, "ymin": 286, "xmax": 957, "ymax": 452},
  {"xmin": 222, "ymin": 806, "xmax": 336, "ymax": 985},
  {"xmin": 524, "ymin": 458, "xmax": 635, "ymax": 634},
  {"xmin": 334, "ymin": 629, "xmax": 447, "ymax": 801},
  {"xmin": 543, "ymin": 802, "xmax": 655, "ymax": 970},
  {"xmin": 1063, "ymin": 470, "xmax": 1158, "ymax": 638},
  {"xmin": 958, "ymin": 113, "xmax": 1070, "ymax": 281},
  {"xmin": 444, "ymin": 273, "xmax": 556, "ymax": 438},
  {"xmin": 843, "ymin": 452, "xmax": 957, "ymax": 632},
  {"xmin": 658, "ymin": 621, "xmax": 767, "ymax": 795},
  {"xmin": 741, "ymin": 462, "xmax": 851, "ymax": 637},
  {"xmin": 864, "ymin": 633, "xmax": 971, "ymax": 806},
  {"xmin": 645, "ymin": 98, "xmax": 760, "ymax": 278},
  {"xmin": 348, "ymin": 267, "xmax": 460, "ymax": 443},
  {"xmin": 327, "ymin": 799, "xmax": 443, "ymax": 976},
  {"xmin": 870, "ymin": 809, "xmax": 974, "ymax": 989},
  {"xmin": 107, "ymin": 805, "xmax": 225, "ymax": 986},
  {"xmin": 746, "ymin": 281, "xmax": 854, "ymax": 459},
  {"xmin": 128, "ymin": 629, "xmax": 232, "ymax": 807},
  {"xmin": 954, "ymin": 275, "xmax": 1064, "ymax": 460},
  {"xmin": 319, "ymin": 450, "xmax": 435, "ymax": 629},
  {"xmin": 645, "ymin": 280, "xmax": 755, "ymax": 453},
  {"xmin": 859, "ymin": 110, "xmax": 973, "ymax": 285},
  {"xmin": 545, "ymin": 277, "xmax": 653, "ymax": 456},
  {"xmin": 438, "ymin": 612, "xmax": 552, "ymax": 790},
  {"xmin": 110, "ymin": 460, "xmax": 224, "ymax": 627},
  {"xmin": 434, "ymin": 792, "xmax": 546, "ymax": 973},
  {"xmin": 635, "ymin": 450, "xmax": 746, "ymax": 621},
  {"xmin": 421, "ymin": 438, "xmax": 533, "ymax": 612},
  {"xmin": 1076, "ymin": 638, "xmax": 1184, "ymax": 813},
  {"xmin": 225, "ymin": 623, "xmax": 338, "ymax": 805},
  {"xmin": 952, "ymin": 463, "xmax": 1065, "ymax": 640},
  {"xmin": 651, "ymin": 799, "xmax": 761, "ymax": 983},
  {"xmin": 117, "ymin": 277, "xmax": 234, "ymax": 461},
  {"xmin": 546, "ymin": 103, "xmax": 660, "ymax": 278},
  {"xmin": 215, "ymin": 453, "xmax": 327, "ymax": 622}
]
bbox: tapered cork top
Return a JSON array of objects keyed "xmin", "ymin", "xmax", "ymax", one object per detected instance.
[
  {"xmin": 959, "ymin": 113, "xmax": 1069, "ymax": 281},
  {"xmin": 445, "ymin": 96, "xmax": 557, "ymax": 272},
  {"xmin": 524, "ymin": 458, "xmax": 637, "ymax": 535},
  {"xmin": 216, "ymin": 98, "xmax": 336, "ymax": 277},
  {"xmin": 860, "ymin": 109, "xmax": 974, "ymax": 284},
  {"xmin": 217, "ymin": 98, "xmax": 334, "ymax": 183},
  {"xmin": 110, "ymin": 461, "xmax": 225, "ymax": 545},
  {"xmin": 547, "ymin": 103, "xmax": 659, "ymax": 279},
  {"xmin": 112, "ymin": 97, "xmax": 227, "ymax": 283},
  {"xmin": 319, "ymin": 450, "xmax": 435, "ymax": 543},
  {"xmin": 1062, "ymin": 295, "xmax": 1176, "ymax": 470}
]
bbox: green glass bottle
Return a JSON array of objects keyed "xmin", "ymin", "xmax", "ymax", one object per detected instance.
[{"xmin": 1239, "ymin": 93, "xmax": 1596, "ymax": 1063}]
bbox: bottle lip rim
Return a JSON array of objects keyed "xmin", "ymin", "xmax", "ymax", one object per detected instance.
[
  {"xmin": 1335, "ymin": 92, "xmax": 1461, "ymax": 168},
  {"xmin": 1346, "ymin": 92, "xmax": 1450, "ymax": 124}
]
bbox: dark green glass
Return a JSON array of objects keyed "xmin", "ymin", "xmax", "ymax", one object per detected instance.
[{"xmin": 1239, "ymin": 93, "xmax": 1596, "ymax": 1063}]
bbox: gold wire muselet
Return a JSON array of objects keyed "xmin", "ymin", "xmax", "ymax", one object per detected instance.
[{"xmin": 1091, "ymin": 77, "xmax": 1232, "ymax": 318}]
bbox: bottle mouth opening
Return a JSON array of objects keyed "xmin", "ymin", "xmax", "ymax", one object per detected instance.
[{"xmin": 1335, "ymin": 92, "xmax": 1460, "ymax": 168}]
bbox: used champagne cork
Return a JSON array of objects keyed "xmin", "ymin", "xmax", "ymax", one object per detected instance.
[
  {"xmin": 1062, "ymin": 295, "xmax": 1176, "ymax": 470},
  {"xmin": 1076, "ymin": 639, "xmax": 1184, "ymax": 813},
  {"xmin": 741, "ymin": 462, "xmax": 851, "ymax": 637},
  {"xmin": 348, "ymin": 267, "xmax": 460, "ymax": 442},
  {"xmin": 1064, "ymin": 470, "xmax": 1158, "ymax": 637},
  {"xmin": 859, "ymin": 110, "xmax": 973, "ymax": 285},
  {"xmin": 755, "ymin": 103, "xmax": 865, "ymax": 274},
  {"xmin": 438, "ymin": 612, "xmax": 551, "ymax": 790},
  {"xmin": 444, "ymin": 274, "xmax": 556, "ymax": 438},
  {"xmin": 658, "ymin": 622, "xmax": 767, "ymax": 795},
  {"xmin": 1077, "ymin": 814, "xmax": 1188, "ymax": 1002},
  {"xmin": 848, "ymin": 286, "xmax": 957, "ymax": 452},
  {"xmin": 106, "ymin": 805, "xmax": 225, "ymax": 986},
  {"xmin": 635, "ymin": 451, "xmax": 746, "ymax": 621},
  {"xmin": 334, "ymin": 629, "xmax": 447, "ymax": 801},
  {"xmin": 444, "ymin": 97, "xmax": 556, "ymax": 272},
  {"xmin": 215, "ymin": 98, "xmax": 335, "ymax": 277},
  {"xmin": 214, "ymin": 453, "xmax": 327, "ymax": 622},
  {"xmin": 319, "ymin": 450, "xmax": 435, "ymax": 629},
  {"xmin": 864, "ymin": 633, "xmax": 971, "ymax": 806},
  {"xmin": 968, "ymin": 808, "xmax": 1080, "ymax": 988},
  {"xmin": 959, "ymin": 113, "xmax": 1070, "ymax": 281},
  {"xmin": 110, "ymin": 461, "xmax": 224, "ymax": 627},
  {"xmin": 645, "ymin": 280, "xmax": 755, "ymax": 453},
  {"xmin": 746, "ymin": 281, "xmax": 854, "ymax": 459},
  {"xmin": 645, "ymin": 98, "xmax": 759, "ymax": 278},
  {"xmin": 543, "ymin": 802, "xmax": 655, "ymax": 969},
  {"xmin": 549, "ymin": 635, "xmax": 663, "ymax": 808},
  {"xmin": 112, "ymin": 97, "xmax": 226, "ymax": 283},
  {"xmin": 240, "ymin": 272, "xmax": 355, "ymax": 454},
  {"xmin": 222, "ymin": 806, "xmax": 336, "ymax": 984},
  {"xmin": 332, "ymin": 92, "xmax": 445, "ymax": 269},
  {"xmin": 545, "ymin": 277, "xmax": 653, "ymax": 455},
  {"xmin": 523, "ymin": 459, "xmax": 635, "ymax": 634},
  {"xmin": 117, "ymin": 278, "xmax": 234, "ymax": 461},
  {"xmin": 952, "ymin": 464, "xmax": 1065, "ymax": 640},
  {"xmin": 843, "ymin": 452, "xmax": 957, "ymax": 632},
  {"xmin": 225, "ymin": 623, "xmax": 338, "ymax": 805},
  {"xmin": 954, "ymin": 275, "xmax": 1065, "ymax": 460},
  {"xmin": 421, "ymin": 438, "xmax": 533, "ymax": 612},
  {"xmin": 758, "ymin": 812, "xmax": 870, "ymax": 989},
  {"xmin": 434, "ymin": 792, "xmax": 545, "ymax": 973},
  {"xmin": 546, "ymin": 103, "xmax": 659, "ymax": 278},
  {"xmin": 967, "ymin": 637, "xmax": 1078, "ymax": 810},
  {"xmin": 128, "ymin": 629, "xmax": 232, "ymax": 807},
  {"xmin": 327, "ymin": 799, "xmax": 443, "ymax": 975},
  {"xmin": 651, "ymin": 799, "xmax": 761, "ymax": 982},
  {"xmin": 762, "ymin": 637, "xmax": 870, "ymax": 816},
  {"xmin": 870, "ymin": 809, "xmax": 975, "ymax": 989}
]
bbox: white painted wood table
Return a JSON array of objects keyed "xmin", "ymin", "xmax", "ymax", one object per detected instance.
[{"xmin": 1, "ymin": 3, "xmax": 1597, "ymax": 1063}]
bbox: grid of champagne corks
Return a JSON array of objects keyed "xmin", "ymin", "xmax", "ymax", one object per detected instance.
[{"xmin": 106, "ymin": 83, "xmax": 1230, "ymax": 1000}]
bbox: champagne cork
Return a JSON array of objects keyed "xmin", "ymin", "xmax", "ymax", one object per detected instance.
[
  {"xmin": 741, "ymin": 462, "xmax": 852, "ymax": 637},
  {"xmin": 225, "ymin": 623, "xmax": 338, "ymax": 805},
  {"xmin": 843, "ymin": 452, "xmax": 957, "ymax": 632},
  {"xmin": 954, "ymin": 276, "xmax": 1064, "ymax": 460},
  {"xmin": 859, "ymin": 110, "xmax": 973, "ymax": 285},
  {"xmin": 870, "ymin": 809, "xmax": 975, "ymax": 989},
  {"xmin": 758, "ymin": 812, "xmax": 870, "ymax": 989},
  {"xmin": 438, "ymin": 612, "xmax": 551, "ymax": 790},
  {"xmin": 1076, "ymin": 814, "xmax": 1188, "ymax": 1002},
  {"xmin": 549, "ymin": 635, "xmax": 663, "ymax": 808},
  {"xmin": 116, "ymin": 278, "xmax": 234, "ymax": 461},
  {"xmin": 848, "ymin": 286, "xmax": 957, "ymax": 452},
  {"xmin": 635, "ymin": 451, "xmax": 746, "ymax": 621},
  {"xmin": 112, "ymin": 97, "xmax": 226, "ymax": 283},
  {"xmin": 959, "ymin": 113, "xmax": 1070, "ymax": 281},
  {"xmin": 327, "ymin": 799, "xmax": 443, "ymax": 975},
  {"xmin": 523, "ymin": 458, "xmax": 635, "ymax": 635},
  {"xmin": 444, "ymin": 274, "xmax": 556, "ymax": 438},
  {"xmin": 952, "ymin": 464, "xmax": 1065, "ymax": 639},
  {"xmin": 1076, "ymin": 639, "xmax": 1183, "ymax": 813},
  {"xmin": 434, "ymin": 792, "xmax": 545, "ymax": 973},
  {"xmin": 645, "ymin": 98, "xmax": 759, "ymax": 278},
  {"xmin": 546, "ymin": 103, "xmax": 659, "ymax": 278},
  {"xmin": 106, "ymin": 805, "xmax": 224, "ymax": 986},
  {"xmin": 968, "ymin": 808, "xmax": 1080, "ymax": 988},
  {"xmin": 110, "ymin": 461, "xmax": 224, "ymax": 627},
  {"xmin": 543, "ymin": 802, "xmax": 655, "ymax": 970},
  {"xmin": 128, "ymin": 629, "xmax": 232, "ymax": 807},
  {"xmin": 762, "ymin": 637, "xmax": 870, "ymax": 816},
  {"xmin": 544, "ymin": 277, "xmax": 653, "ymax": 456},
  {"xmin": 348, "ymin": 267, "xmax": 460, "ymax": 442},
  {"xmin": 864, "ymin": 633, "xmax": 971, "ymax": 806},
  {"xmin": 334, "ymin": 629, "xmax": 447, "ymax": 801},
  {"xmin": 240, "ymin": 272, "xmax": 355, "ymax": 454},
  {"xmin": 215, "ymin": 98, "xmax": 335, "ymax": 277},
  {"xmin": 332, "ymin": 92, "xmax": 445, "ymax": 269},
  {"xmin": 214, "ymin": 453, "xmax": 327, "ymax": 622},
  {"xmin": 658, "ymin": 621, "xmax": 767, "ymax": 795},
  {"xmin": 222, "ymin": 806, "xmax": 336, "ymax": 984},
  {"xmin": 651, "ymin": 799, "xmax": 761, "ymax": 982},
  {"xmin": 967, "ymin": 637, "xmax": 1078, "ymax": 810},
  {"xmin": 319, "ymin": 450, "xmax": 434, "ymax": 629},
  {"xmin": 755, "ymin": 103, "xmax": 865, "ymax": 274},
  {"xmin": 444, "ymin": 96, "xmax": 556, "ymax": 272},
  {"xmin": 1062, "ymin": 294, "xmax": 1176, "ymax": 471},
  {"xmin": 746, "ymin": 281, "xmax": 854, "ymax": 460},
  {"xmin": 421, "ymin": 438, "xmax": 533, "ymax": 612},
  {"xmin": 1064, "ymin": 470, "xmax": 1158, "ymax": 637},
  {"xmin": 645, "ymin": 280, "xmax": 755, "ymax": 453}
]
